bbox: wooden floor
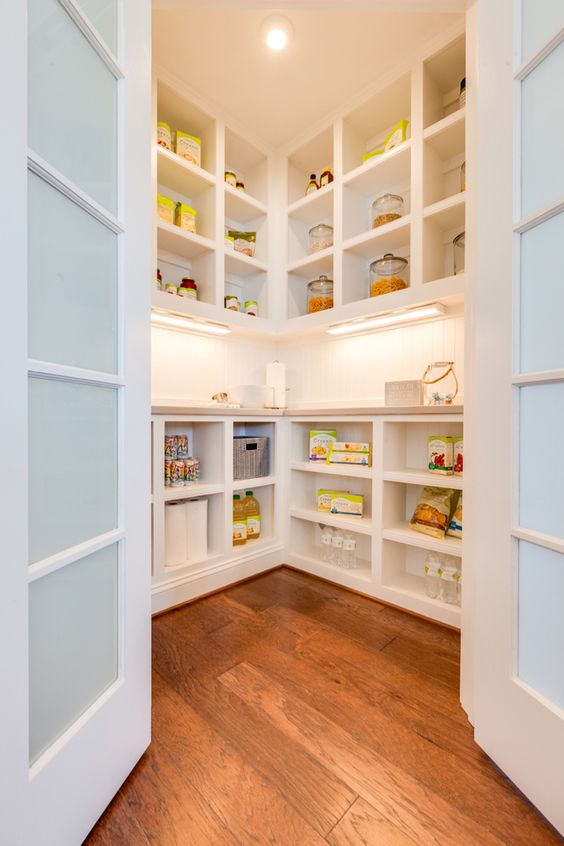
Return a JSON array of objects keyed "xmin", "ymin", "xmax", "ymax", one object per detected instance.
[{"xmin": 86, "ymin": 567, "xmax": 562, "ymax": 845}]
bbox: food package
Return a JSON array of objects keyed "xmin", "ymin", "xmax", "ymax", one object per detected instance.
[
  {"xmin": 228, "ymin": 230, "xmax": 256, "ymax": 257},
  {"xmin": 428, "ymin": 436, "xmax": 454, "ymax": 475},
  {"xmin": 157, "ymin": 193, "xmax": 175, "ymax": 224},
  {"xmin": 453, "ymin": 438, "xmax": 463, "ymax": 475},
  {"xmin": 410, "ymin": 486, "xmax": 457, "ymax": 539},
  {"xmin": 317, "ymin": 489, "xmax": 350, "ymax": 512},
  {"xmin": 309, "ymin": 430, "xmax": 337, "ymax": 461},
  {"xmin": 330, "ymin": 493, "xmax": 363, "ymax": 517},
  {"xmin": 447, "ymin": 493, "xmax": 463, "ymax": 538},
  {"xmin": 327, "ymin": 450, "xmax": 371, "ymax": 467},
  {"xmin": 175, "ymin": 130, "xmax": 201, "ymax": 166},
  {"xmin": 175, "ymin": 202, "xmax": 197, "ymax": 234},
  {"xmin": 332, "ymin": 442, "xmax": 370, "ymax": 453},
  {"xmin": 362, "ymin": 119, "xmax": 409, "ymax": 162}
]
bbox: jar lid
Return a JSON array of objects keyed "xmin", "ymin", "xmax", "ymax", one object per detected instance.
[
  {"xmin": 180, "ymin": 277, "xmax": 197, "ymax": 288},
  {"xmin": 244, "ymin": 300, "xmax": 258, "ymax": 307},
  {"xmin": 308, "ymin": 274, "xmax": 333, "ymax": 291},
  {"xmin": 309, "ymin": 223, "xmax": 334, "ymax": 235},
  {"xmin": 372, "ymin": 193, "xmax": 403, "ymax": 207},
  {"xmin": 321, "ymin": 166, "xmax": 333, "ymax": 173},
  {"xmin": 453, "ymin": 232, "xmax": 465, "ymax": 247},
  {"xmin": 370, "ymin": 253, "xmax": 408, "ymax": 274}
]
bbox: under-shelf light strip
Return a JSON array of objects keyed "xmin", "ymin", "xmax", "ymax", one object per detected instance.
[
  {"xmin": 151, "ymin": 310, "xmax": 231, "ymax": 335},
  {"xmin": 326, "ymin": 304, "xmax": 446, "ymax": 336}
]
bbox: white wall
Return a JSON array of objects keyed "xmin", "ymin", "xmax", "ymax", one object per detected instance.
[{"xmin": 152, "ymin": 315, "xmax": 464, "ymax": 407}]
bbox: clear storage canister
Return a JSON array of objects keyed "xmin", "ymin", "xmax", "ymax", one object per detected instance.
[
  {"xmin": 371, "ymin": 193, "xmax": 403, "ymax": 228},
  {"xmin": 309, "ymin": 223, "xmax": 334, "ymax": 254},
  {"xmin": 369, "ymin": 253, "xmax": 408, "ymax": 297},
  {"xmin": 307, "ymin": 275, "xmax": 334, "ymax": 313},
  {"xmin": 453, "ymin": 232, "xmax": 465, "ymax": 275}
]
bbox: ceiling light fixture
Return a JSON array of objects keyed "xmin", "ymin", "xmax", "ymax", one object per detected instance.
[
  {"xmin": 326, "ymin": 304, "xmax": 446, "ymax": 336},
  {"xmin": 151, "ymin": 310, "xmax": 231, "ymax": 336},
  {"xmin": 262, "ymin": 15, "xmax": 293, "ymax": 51}
]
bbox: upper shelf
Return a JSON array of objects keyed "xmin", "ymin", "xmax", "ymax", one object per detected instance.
[
  {"xmin": 225, "ymin": 183, "xmax": 267, "ymax": 223},
  {"xmin": 343, "ymin": 215, "xmax": 411, "ymax": 259},
  {"xmin": 343, "ymin": 140, "xmax": 411, "ymax": 198},
  {"xmin": 225, "ymin": 249, "xmax": 268, "ymax": 278},
  {"xmin": 156, "ymin": 220, "xmax": 215, "ymax": 260},
  {"xmin": 287, "ymin": 247, "xmax": 333, "ymax": 278},
  {"xmin": 287, "ymin": 183, "xmax": 334, "ymax": 224},
  {"xmin": 424, "ymin": 192, "xmax": 465, "ymax": 231},
  {"xmin": 424, "ymin": 108, "xmax": 466, "ymax": 160},
  {"xmin": 156, "ymin": 146, "xmax": 215, "ymax": 198}
]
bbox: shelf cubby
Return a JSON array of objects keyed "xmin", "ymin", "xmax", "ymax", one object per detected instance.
[
  {"xmin": 423, "ymin": 34, "xmax": 466, "ymax": 128},
  {"xmin": 163, "ymin": 420, "xmax": 225, "ymax": 489},
  {"xmin": 233, "ymin": 420, "xmax": 276, "ymax": 480},
  {"xmin": 157, "ymin": 146, "xmax": 216, "ymax": 199},
  {"xmin": 231, "ymin": 483, "xmax": 276, "ymax": 552},
  {"xmin": 342, "ymin": 74, "xmax": 411, "ymax": 177},
  {"xmin": 157, "ymin": 80, "xmax": 217, "ymax": 178},
  {"xmin": 290, "ymin": 467, "xmax": 372, "ymax": 522},
  {"xmin": 225, "ymin": 209, "xmax": 268, "ymax": 266},
  {"xmin": 225, "ymin": 183, "xmax": 267, "ymax": 223},
  {"xmin": 423, "ymin": 114, "xmax": 465, "ymax": 207},
  {"xmin": 224, "ymin": 268, "xmax": 268, "ymax": 320},
  {"xmin": 382, "ymin": 480, "xmax": 462, "ymax": 556},
  {"xmin": 287, "ymin": 127, "xmax": 334, "ymax": 206},
  {"xmin": 164, "ymin": 492, "xmax": 225, "ymax": 571},
  {"xmin": 157, "ymin": 246, "xmax": 216, "ymax": 306},
  {"xmin": 342, "ymin": 242, "xmax": 410, "ymax": 306},
  {"xmin": 156, "ymin": 220, "xmax": 215, "ymax": 261},
  {"xmin": 290, "ymin": 420, "xmax": 374, "ymax": 464},
  {"xmin": 288, "ymin": 203, "xmax": 333, "ymax": 267},
  {"xmin": 383, "ymin": 419, "xmax": 463, "ymax": 476},
  {"xmin": 380, "ymin": 540, "xmax": 461, "ymax": 627},
  {"xmin": 287, "ymin": 182, "xmax": 334, "ymax": 225},
  {"xmin": 422, "ymin": 217, "xmax": 464, "ymax": 285},
  {"xmin": 225, "ymin": 127, "xmax": 268, "ymax": 205},
  {"xmin": 287, "ymin": 518, "xmax": 372, "ymax": 583}
]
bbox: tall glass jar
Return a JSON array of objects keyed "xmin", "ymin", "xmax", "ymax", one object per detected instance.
[
  {"xmin": 453, "ymin": 232, "xmax": 465, "ymax": 275},
  {"xmin": 369, "ymin": 253, "xmax": 408, "ymax": 298},
  {"xmin": 307, "ymin": 275, "xmax": 333, "ymax": 313}
]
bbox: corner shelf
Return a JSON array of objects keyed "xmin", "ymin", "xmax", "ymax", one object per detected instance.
[
  {"xmin": 382, "ymin": 522, "xmax": 462, "ymax": 556},
  {"xmin": 157, "ymin": 220, "xmax": 215, "ymax": 260},
  {"xmin": 287, "ymin": 247, "xmax": 333, "ymax": 278},
  {"xmin": 424, "ymin": 192, "xmax": 465, "ymax": 231},
  {"xmin": 343, "ymin": 215, "xmax": 411, "ymax": 259},
  {"xmin": 225, "ymin": 250, "xmax": 268, "ymax": 278},
  {"xmin": 291, "ymin": 460, "xmax": 372, "ymax": 479},
  {"xmin": 287, "ymin": 183, "xmax": 334, "ymax": 224},
  {"xmin": 424, "ymin": 108, "xmax": 465, "ymax": 160},
  {"xmin": 157, "ymin": 146, "xmax": 216, "ymax": 197},
  {"xmin": 290, "ymin": 506, "xmax": 373, "ymax": 535},
  {"xmin": 383, "ymin": 469, "xmax": 463, "ymax": 490},
  {"xmin": 342, "ymin": 140, "xmax": 411, "ymax": 197},
  {"xmin": 287, "ymin": 548, "xmax": 372, "ymax": 585},
  {"xmin": 225, "ymin": 183, "xmax": 268, "ymax": 223}
]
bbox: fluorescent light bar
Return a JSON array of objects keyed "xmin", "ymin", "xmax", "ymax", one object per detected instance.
[
  {"xmin": 151, "ymin": 311, "xmax": 231, "ymax": 336},
  {"xmin": 326, "ymin": 304, "xmax": 445, "ymax": 336}
]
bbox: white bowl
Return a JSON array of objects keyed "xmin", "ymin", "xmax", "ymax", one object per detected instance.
[{"xmin": 228, "ymin": 385, "xmax": 274, "ymax": 408}]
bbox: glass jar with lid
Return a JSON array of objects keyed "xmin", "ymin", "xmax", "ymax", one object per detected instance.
[
  {"xmin": 371, "ymin": 193, "xmax": 403, "ymax": 228},
  {"xmin": 309, "ymin": 223, "xmax": 334, "ymax": 254},
  {"xmin": 453, "ymin": 232, "xmax": 465, "ymax": 275},
  {"xmin": 369, "ymin": 253, "xmax": 408, "ymax": 297},
  {"xmin": 307, "ymin": 275, "xmax": 333, "ymax": 313}
]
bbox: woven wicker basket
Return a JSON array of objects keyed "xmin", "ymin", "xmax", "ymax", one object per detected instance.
[{"xmin": 233, "ymin": 436, "xmax": 269, "ymax": 480}]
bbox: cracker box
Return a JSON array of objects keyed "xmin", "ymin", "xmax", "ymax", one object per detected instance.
[
  {"xmin": 327, "ymin": 450, "xmax": 371, "ymax": 467},
  {"xmin": 329, "ymin": 493, "xmax": 364, "ymax": 517},
  {"xmin": 428, "ymin": 436, "xmax": 454, "ymax": 475},
  {"xmin": 317, "ymin": 488, "xmax": 350, "ymax": 512},
  {"xmin": 309, "ymin": 430, "xmax": 337, "ymax": 461}
]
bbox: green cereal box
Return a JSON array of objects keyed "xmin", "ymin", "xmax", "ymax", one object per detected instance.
[
  {"xmin": 428, "ymin": 436, "xmax": 454, "ymax": 475},
  {"xmin": 309, "ymin": 430, "xmax": 337, "ymax": 461}
]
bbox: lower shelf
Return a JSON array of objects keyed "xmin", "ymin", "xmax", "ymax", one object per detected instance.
[
  {"xmin": 286, "ymin": 547, "xmax": 372, "ymax": 585},
  {"xmin": 378, "ymin": 574, "xmax": 461, "ymax": 628},
  {"xmin": 231, "ymin": 535, "xmax": 279, "ymax": 559},
  {"xmin": 383, "ymin": 521, "xmax": 462, "ymax": 556}
]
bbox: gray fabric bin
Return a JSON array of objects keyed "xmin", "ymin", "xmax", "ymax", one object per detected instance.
[{"xmin": 233, "ymin": 436, "xmax": 269, "ymax": 480}]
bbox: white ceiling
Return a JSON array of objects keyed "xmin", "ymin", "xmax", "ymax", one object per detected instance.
[{"xmin": 152, "ymin": 6, "xmax": 464, "ymax": 150}]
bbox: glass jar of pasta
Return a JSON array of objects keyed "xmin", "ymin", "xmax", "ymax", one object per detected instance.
[
  {"xmin": 307, "ymin": 275, "xmax": 333, "ymax": 313},
  {"xmin": 369, "ymin": 253, "xmax": 408, "ymax": 298}
]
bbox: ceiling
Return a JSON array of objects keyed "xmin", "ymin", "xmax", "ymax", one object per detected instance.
[{"xmin": 152, "ymin": 5, "xmax": 464, "ymax": 150}]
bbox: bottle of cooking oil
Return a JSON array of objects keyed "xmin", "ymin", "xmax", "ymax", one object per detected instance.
[
  {"xmin": 233, "ymin": 494, "xmax": 247, "ymax": 546},
  {"xmin": 242, "ymin": 490, "xmax": 261, "ymax": 539}
]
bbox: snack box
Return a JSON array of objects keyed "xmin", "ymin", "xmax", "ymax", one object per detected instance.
[
  {"xmin": 331, "ymin": 442, "xmax": 370, "ymax": 453},
  {"xmin": 317, "ymin": 488, "xmax": 350, "ymax": 512},
  {"xmin": 327, "ymin": 450, "xmax": 371, "ymax": 467},
  {"xmin": 309, "ymin": 430, "xmax": 337, "ymax": 461},
  {"xmin": 453, "ymin": 438, "xmax": 463, "ymax": 475},
  {"xmin": 447, "ymin": 493, "xmax": 463, "ymax": 538},
  {"xmin": 428, "ymin": 435, "xmax": 454, "ymax": 475},
  {"xmin": 362, "ymin": 119, "xmax": 409, "ymax": 162},
  {"xmin": 330, "ymin": 493, "xmax": 364, "ymax": 517}
]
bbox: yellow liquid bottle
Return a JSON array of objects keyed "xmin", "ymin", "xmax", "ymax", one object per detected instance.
[
  {"xmin": 233, "ymin": 494, "xmax": 247, "ymax": 546},
  {"xmin": 243, "ymin": 490, "xmax": 261, "ymax": 540}
]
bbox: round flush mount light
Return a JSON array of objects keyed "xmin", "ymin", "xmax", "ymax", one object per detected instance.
[{"xmin": 262, "ymin": 15, "xmax": 293, "ymax": 51}]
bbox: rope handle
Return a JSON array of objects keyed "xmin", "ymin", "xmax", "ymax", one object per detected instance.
[{"xmin": 422, "ymin": 362, "xmax": 459, "ymax": 400}]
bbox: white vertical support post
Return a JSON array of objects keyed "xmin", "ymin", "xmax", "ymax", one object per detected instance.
[
  {"xmin": 371, "ymin": 417, "xmax": 384, "ymax": 591},
  {"xmin": 151, "ymin": 416, "xmax": 166, "ymax": 585},
  {"xmin": 215, "ymin": 120, "xmax": 226, "ymax": 309},
  {"xmin": 333, "ymin": 118, "xmax": 344, "ymax": 309},
  {"xmin": 410, "ymin": 60, "xmax": 424, "ymax": 290}
]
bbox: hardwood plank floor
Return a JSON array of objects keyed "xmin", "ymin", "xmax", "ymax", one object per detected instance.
[{"xmin": 85, "ymin": 568, "xmax": 562, "ymax": 845}]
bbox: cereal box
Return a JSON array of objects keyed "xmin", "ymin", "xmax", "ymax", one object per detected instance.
[
  {"xmin": 317, "ymin": 488, "xmax": 350, "ymax": 512},
  {"xmin": 329, "ymin": 493, "xmax": 364, "ymax": 517},
  {"xmin": 309, "ymin": 430, "xmax": 337, "ymax": 461},
  {"xmin": 428, "ymin": 436, "xmax": 454, "ymax": 475}
]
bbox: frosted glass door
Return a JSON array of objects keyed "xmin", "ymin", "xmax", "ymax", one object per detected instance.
[{"xmin": 18, "ymin": 0, "xmax": 151, "ymax": 842}]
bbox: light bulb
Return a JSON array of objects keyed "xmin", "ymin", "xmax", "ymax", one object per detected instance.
[{"xmin": 266, "ymin": 27, "xmax": 287, "ymax": 50}]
